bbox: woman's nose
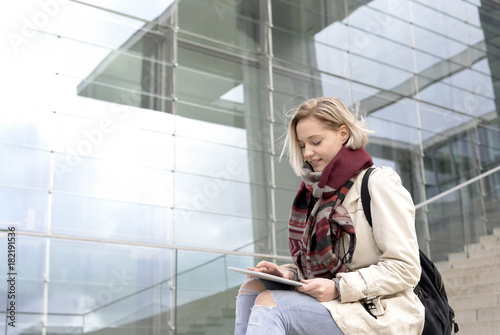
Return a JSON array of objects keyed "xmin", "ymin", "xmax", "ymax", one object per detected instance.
[{"xmin": 303, "ymin": 146, "xmax": 313, "ymax": 158}]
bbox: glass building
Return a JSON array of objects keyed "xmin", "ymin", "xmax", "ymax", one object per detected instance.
[{"xmin": 1, "ymin": 0, "xmax": 500, "ymax": 333}]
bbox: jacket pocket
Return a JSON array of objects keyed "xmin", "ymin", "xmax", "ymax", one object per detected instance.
[{"xmin": 362, "ymin": 296, "xmax": 385, "ymax": 318}]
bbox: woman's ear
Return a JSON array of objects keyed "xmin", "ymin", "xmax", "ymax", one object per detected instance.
[{"xmin": 339, "ymin": 125, "xmax": 350, "ymax": 143}]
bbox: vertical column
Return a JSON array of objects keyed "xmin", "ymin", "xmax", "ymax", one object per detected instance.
[
  {"xmin": 407, "ymin": 0, "xmax": 432, "ymax": 256},
  {"xmin": 167, "ymin": 3, "xmax": 179, "ymax": 335}
]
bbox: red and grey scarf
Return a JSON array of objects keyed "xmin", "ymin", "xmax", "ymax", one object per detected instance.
[{"xmin": 289, "ymin": 146, "xmax": 373, "ymax": 279}]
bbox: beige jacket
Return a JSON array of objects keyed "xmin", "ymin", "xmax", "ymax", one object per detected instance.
[{"xmin": 289, "ymin": 166, "xmax": 425, "ymax": 334}]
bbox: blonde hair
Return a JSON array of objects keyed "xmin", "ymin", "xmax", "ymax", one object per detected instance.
[{"xmin": 281, "ymin": 97, "xmax": 373, "ymax": 176}]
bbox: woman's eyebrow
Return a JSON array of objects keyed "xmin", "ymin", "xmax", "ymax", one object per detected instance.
[{"xmin": 297, "ymin": 134, "xmax": 321, "ymax": 142}]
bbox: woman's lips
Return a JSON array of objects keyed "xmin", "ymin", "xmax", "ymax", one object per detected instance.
[{"xmin": 310, "ymin": 159, "xmax": 321, "ymax": 166}]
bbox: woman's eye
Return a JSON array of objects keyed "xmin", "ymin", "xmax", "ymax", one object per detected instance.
[{"xmin": 313, "ymin": 141, "xmax": 322, "ymax": 145}]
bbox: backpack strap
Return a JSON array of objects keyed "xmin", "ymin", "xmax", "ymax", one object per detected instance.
[{"xmin": 361, "ymin": 167, "xmax": 376, "ymax": 228}]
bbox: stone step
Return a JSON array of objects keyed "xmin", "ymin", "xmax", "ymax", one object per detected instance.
[
  {"xmin": 479, "ymin": 234, "xmax": 500, "ymax": 249},
  {"xmin": 455, "ymin": 320, "xmax": 500, "ymax": 335},
  {"xmin": 449, "ymin": 245, "xmax": 500, "ymax": 261},
  {"xmin": 449, "ymin": 293, "xmax": 500, "ymax": 310},
  {"xmin": 439, "ymin": 263, "xmax": 500, "ymax": 278},
  {"xmin": 455, "ymin": 305, "xmax": 500, "ymax": 323},
  {"xmin": 439, "ymin": 229, "xmax": 500, "ymax": 334},
  {"xmin": 446, "ymin": 280, "xmax": 500, "ymax": 296},
  {"xmin": 455, "ymin": 308, "xmax": 478, "ymax": 323},
  {"xmin": 493, "ymin": 227, "xmax": 500, "ymax": 236},
  {"xmin": 443, "ymin": 271, "xmax": 500, "ymax": 287},
  {"xmin": 478, "ymin": 305, "xmax": 500, "ymax": 322},
  {"xmin": 449, "ymin": 255, "xmax": 500, "ymax": 270}
]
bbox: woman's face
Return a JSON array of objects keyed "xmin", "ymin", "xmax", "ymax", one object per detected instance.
[{"xmin": 296, "ymin": 116, "xmax": 349, "ymax": 172}]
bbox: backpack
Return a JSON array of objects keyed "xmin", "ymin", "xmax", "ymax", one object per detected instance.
[{"xmin": 361, "ymin": 167, "xmax": 459, "ymax": 335}]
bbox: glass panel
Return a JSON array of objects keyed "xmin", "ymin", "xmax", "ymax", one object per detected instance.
[
  {"xmin": 273, "ymin": 151, "xmax": 301, "ymax": 189},
  {"xmin": 175, "ymin": 136, "xmax": 250, "ymax": 181},
  {"xmin": 272, "ymin": 0, "xmax": 345, "ymax": 36},
  {"xmin": 441, "ymin": 68, "xmax": 474, "ymax": 91},
  {"xmin": 175, "ymin": 252, "xmax": 260, "ymax": 335},
  {"xmin": 314, "ymin": 41, "xmax": 351, "ymax": 78},
  {"xmin": 178, "ymin": 0, "xmax": 260, "ymax": 53},
  {"xmin": 412, "ymin": 1, "xmax": 467, "ymax": 41},
  {"xmin": 368, "ymin": 115, "xmax": 420, "ymax": 145},
  {"xmin": 348, "ymin": 4, "xmax": 413, "ymax": 47},
  {"xmin": 55, "ymin": 98, "xmax": 176, "ymax": 134},
  {"xmin": 0, "ymin": 187, "xmax": 49, "ymax": 232},
  {"xmin": 414, "ymin": 0, "xmax": 467, "ymax": 21},
  {"xmin": 413, "ymin": 25, "xmax": 468, "ymax": 64},
  {"xmin": 0, "ymin": 107, "xmax": 53, "ymax": 150},
  {"xmin": 465, "ymin": 1, "xmax": 481, "ymax": 27},
  {"xmin": 366, "ymin": 0, "xmax": 412, "ymax": 22},
  {"xmin": 0, "ymin": 144, "xmax": 51, "ymax": 189},
  {"xmin": 370, "ymin": 98, "xmax": 418, "ymax": 128},
  {"xmin": 415, "ymin": 166, "xmax": 498, "ymax": 262},
  {"xmin": 0, "ymin": 236, "xmax": 46, "ymax": 331},
  {"xmin": 274, "ymin": 187, "xmax": 300, "ymax": 225},
  {"xmin": 175, "ymin": 115, "xmax": 248, "ymax": 147},
  {"xmin": 174, "ymin": 172, "xmax": 257, "ymax": 219},
  {"xmin": 76, "ymin": 31, "xmax": 174, "ymax": 112},
  {"xmin": 418, "ymin": 82, "xmax": 474, "ymax": 115},
  {"xmin": 52, "ymin": 112, "xmax": 175, "ymax": 170},
  {"xmin": 477, "ymin": 124, "xmax": 500, "ymax": 169},
  {"xmin": 52, "ymin": 193, "xmax": 172, "ymax": 243},
  {"xmin": 78, "ymin": 0, "xmax": 176, "ymax": 22},
  {"xmin": 176, "ymin": 251, "xmax": 232, "ymax": 305},
  {"xmin": 273, "ymin": 67, "xmax": 351, "ymax": 108},
  {"xmin": 419, "ymin": 102, "xmax": 474, "ymax": 135},
  {"xmin": 53, "ymin": 154, "xmax": 174, "ymax": 206},
  {"xmin": 176, "ymin": 45, "xmax": 264, "ymax": 127},
  {"xmin": 48, "ymin": 240, "xmax": 173, "ymax": 333},
  {"xmin": 32, "ymin": 1, "xmax": 157, "ymax": 49},
  {"xmin": 349, "ymin": 52, "xmax": 413, "ymax": 92},
  {"xmin": 174, "ymin": 210, "xmax": 266, "ymax": 252},
  {"xmin": 314, "ymin": 21, "xmax": 349, "ymax": 52}
]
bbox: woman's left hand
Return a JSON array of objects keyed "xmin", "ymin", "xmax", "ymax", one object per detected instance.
[{"xmin": 296, "ymin": 278, "xmax": 339, "ymax": 302}]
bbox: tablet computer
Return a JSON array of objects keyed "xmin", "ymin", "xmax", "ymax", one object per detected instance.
[{"xmin": 228, "ymin": 266, "xmax": 303, "ymax": 287}]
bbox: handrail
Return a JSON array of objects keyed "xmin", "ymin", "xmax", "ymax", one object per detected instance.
[{"xmin": 415, "ymin": 164, "xmax": 500, "ymax": 209}]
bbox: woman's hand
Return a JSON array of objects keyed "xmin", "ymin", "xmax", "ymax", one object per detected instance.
[
  {"xmin": 296, "ymin": 278, "xmax": 339, "ymax": 302},
  {"xmin": 247, "ymin": 261, "xmax": 295, "ymax": 280}
]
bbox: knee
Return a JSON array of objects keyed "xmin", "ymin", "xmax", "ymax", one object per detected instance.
[
  {"xmin": 238, "ymin": 279, "xmax": 266, "ymax": 294},
  {"xmin": 254, "ymin": 290, "xmax": 277, "ymax": 307}
]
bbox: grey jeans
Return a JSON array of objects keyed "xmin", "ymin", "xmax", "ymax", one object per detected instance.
[{"xmin": 234, "ymin": 279, "xmax": 344, "ymax": 335}]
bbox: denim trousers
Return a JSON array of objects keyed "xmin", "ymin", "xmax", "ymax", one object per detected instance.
[{"xmin": 234, "ymin": 279, "xmax": 344, "ymax": 335}]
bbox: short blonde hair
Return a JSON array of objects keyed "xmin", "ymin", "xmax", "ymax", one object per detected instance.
[{"xmin": 281, "ymin": 97, "xmax": 372, "ymax": 176}]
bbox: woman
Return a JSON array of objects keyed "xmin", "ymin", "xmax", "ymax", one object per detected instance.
[{"xmin": 234, "ymin": 97, "xmax": 425, "ymax": 335}]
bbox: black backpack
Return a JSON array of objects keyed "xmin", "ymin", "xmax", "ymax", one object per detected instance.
[{"xmin": 361, "ymin": 167, "xmax": 459, "ymax": 335}]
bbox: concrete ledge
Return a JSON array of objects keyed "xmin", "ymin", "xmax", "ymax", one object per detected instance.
[
  {"xmin": 440, "ymin": 263, "xmax": 500, "ymax": 277},
  {"xmin": 478, "ymin": 305, "xmax": 500, "ymax": 321},
  {"xmin": 448, "ymin": 293, "xmax": 499, "ymax": 310},
  {"xmin": 443, "ymin": 271, "xmax": 500, "ymax": 287},
  {"xmin": 449, "ymin": 256, "xmax": 500, "ymax": 269},
  {"xmin": 446, "ymin": 281, "xmax": 500, "ymax": 296},
  {"xmin": 456, "ymin": 320, "xmax": 500, "ymax": 335},
  {"xmin": 455, "ymin": 308, "xmax": 477, "ymax": 322}
]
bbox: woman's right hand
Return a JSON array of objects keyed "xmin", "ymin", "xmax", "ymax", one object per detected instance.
[{"xmin": 248, "ymin": 261, "xmax": 295, "ymax": 280}]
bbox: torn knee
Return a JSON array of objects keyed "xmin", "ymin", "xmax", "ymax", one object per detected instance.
[
  {"xmin": 254, "ymin": 290, "xmax": 277, "ymax": 307},
  {"xmin": 238, "ymin": 279, "xmax": 266, "ymax": 295}
]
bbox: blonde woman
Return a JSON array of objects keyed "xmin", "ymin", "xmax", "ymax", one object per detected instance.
[{"xmin": 234, "ymin": 97, "xmax": 424, "ymax": 335}]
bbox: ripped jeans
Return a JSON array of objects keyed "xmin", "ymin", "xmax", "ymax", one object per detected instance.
[{"xmin": 234, "ymin": 279, "xmax": 344, "ymax": 335}]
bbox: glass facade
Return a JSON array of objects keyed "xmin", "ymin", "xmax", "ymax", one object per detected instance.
[{"xmin": 1, "ymin": 0, "xmax": 500, "ymax": 333}]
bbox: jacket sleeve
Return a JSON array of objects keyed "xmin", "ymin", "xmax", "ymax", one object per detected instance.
[{"xmin": 336, "ymin": 167, "xmax": 421, "ymax": 302}]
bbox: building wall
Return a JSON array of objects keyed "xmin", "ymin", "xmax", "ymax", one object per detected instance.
[{"xmin": 1, "ymin": 0, "xmax": 500, "ymax": 334}]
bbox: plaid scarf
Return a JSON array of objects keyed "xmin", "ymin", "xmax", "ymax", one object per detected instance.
[{"xmin": 289, "ymin": 146, "xmax": 373, "ymax": 279}]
